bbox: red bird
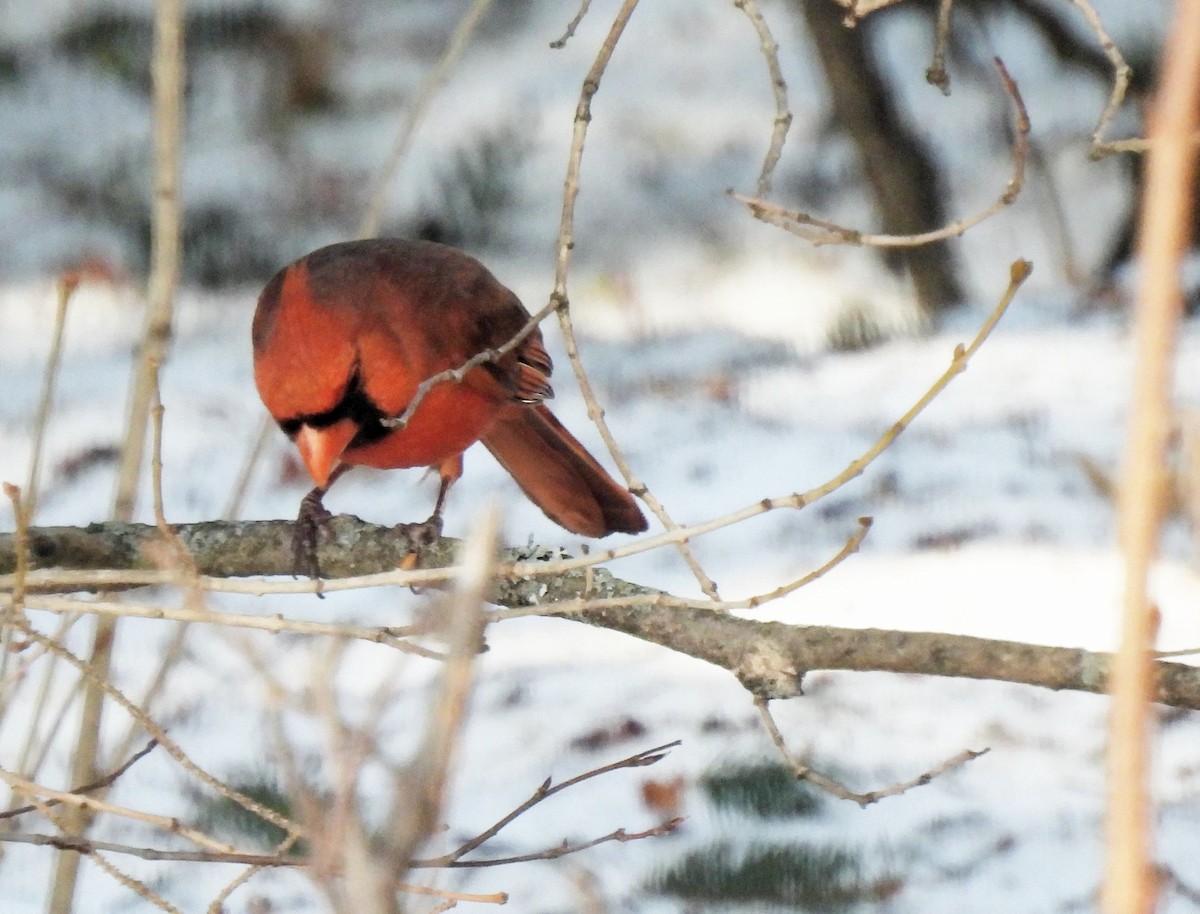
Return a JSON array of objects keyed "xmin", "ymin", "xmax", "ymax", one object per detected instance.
[{"xmin": 253, "ymin": 239, "xmax": 647, "ymax": 573}]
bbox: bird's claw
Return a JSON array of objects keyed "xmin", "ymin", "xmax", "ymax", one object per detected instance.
[
  {"xmin": 293, "ymin": 488, "xmax": 334, "ymax": 583},
  {"xmin": 397, "ymin": 513, "xmax": 443, "ymax": 552},
  {"xmin": 395, "ymin": 514, "xmax": 443, "ymax": 588}
]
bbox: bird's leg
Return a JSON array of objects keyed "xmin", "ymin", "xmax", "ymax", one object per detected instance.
[
  {"xmin": 292, "ymin": 464, "xmax": 350, "ymax": 581},
  {"xmin": 397, "ymin": 457, "xmax": 460, "ymax": 552}
]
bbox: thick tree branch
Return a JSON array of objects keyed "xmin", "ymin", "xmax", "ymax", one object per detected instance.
[{"xmin": 3, "ymin": 519, "xmax": 1200, "ymax": 709}]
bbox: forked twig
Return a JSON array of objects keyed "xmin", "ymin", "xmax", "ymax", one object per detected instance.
[
  {"xmin": 427, "ymin": 740, "xmax": 680, "ymax": 866},
  {"xmin": 434, "ymin": 820, "xmax": 683, "ymax": 868},
  {"xmin": 501, "ymin": 260, "xmax": 1028, "ymax": 579},
  {"xmin": 0, "ymin": 739, "xmax": 157, "ymax": 822},
  {"xmin": 10, "ymin": 617, "xmax": 303, "ymax": 841},
  {"xmin": 0, "ymin": 831, "xmax": 511, "ymax": 905},
  {"xmin": 0, "ymin": 742, "xmax": 682, "ymax": 880},
  {"xmin": 755, "ymin": 697, "xmax": 988, "ymax": 806},
  {"xmin": 1063, "ymin": 0, "xmax": 1133, "ymax": 157},
  {"xmin": 0, "ymin": 767, "xmax": 237, "ymax": 853},
  {"xmin": 733, "ymin": 58, "xmax": 1029, "ymax": 249}
]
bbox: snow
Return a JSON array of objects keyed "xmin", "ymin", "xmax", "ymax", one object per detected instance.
[{"xmin": 2, "ymin": 0, "xmax": 1197, "ymax": 912}]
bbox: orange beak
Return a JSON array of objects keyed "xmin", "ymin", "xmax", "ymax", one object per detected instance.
[{"xmin": 295, "ymin": 419, "xmax": 358, "ymax": 489}]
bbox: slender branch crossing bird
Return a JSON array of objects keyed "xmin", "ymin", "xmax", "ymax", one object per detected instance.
[{"xmin": 252, "ymin": 239, "xmax": 648, "ymax": 574}]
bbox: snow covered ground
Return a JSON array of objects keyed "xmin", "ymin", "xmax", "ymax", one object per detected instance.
[{"xmin": 2, "ymin": 1, "xmax": 1198, "ymax": 912}]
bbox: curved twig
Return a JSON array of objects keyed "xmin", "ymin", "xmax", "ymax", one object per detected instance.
[
  {"xmin": 733, "ymin": 58, "xmax": 1029, "ymax": 249},
  {"xmin": 756, "ymin": 697, "xmax": 988, "ymax": 805},
  {"xmin": 734, "ymin": 0, "xmax": 793, "ymax": 197}
]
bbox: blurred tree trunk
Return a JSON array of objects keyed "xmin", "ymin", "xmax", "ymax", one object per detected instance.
[{"xmin": 798, "ymin": 0, "xmax": 964, "ymax": 317}]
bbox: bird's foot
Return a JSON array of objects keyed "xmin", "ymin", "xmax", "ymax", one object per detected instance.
[
  {"xmin": 395, "ymin": 513, "xmax": 443, "ymax": 579},
  {"xmin": 397, "ymin": 512, "xmax": 443, "ymax": 551},
  {"xmin": 293, "ymin": 488, "xmax": 333, "ymax": 583}
]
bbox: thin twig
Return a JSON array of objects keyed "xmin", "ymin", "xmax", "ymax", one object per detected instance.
[
  {"xmin": 733, "ymin": 0, "xmax": 793, "ymax": 197},
  {"xmin": 52, "ymin": 0, "xmax": 185, "ymax": 905},
  {"xmin": 2, "ymin": 484, "xmax": 28, "ymax": 613},
  {"xmin": 551, "ymin": 0, "xmax": 594, "ymax": 48},
  {"xmin": 550, "ymin": 0, "xmax": 721, "ymax": 599},
  {"xmin": 358, "ymin": 0, "xmax": 495, "ymax": 239},
  {"xmin": 435, "ymin": 740, "xmax": 679, "ymax": 866},
  {"xmin": 11, "ymin": 617, "xmax": 303, "ymax": 841},
  {"xmin": 23, "ymin": 277, "xmax": 76, "ymax": 522},
  {"xmin": 1063, "ymin": 0, "xmax": 1133, "ymax": 157},
  {"xmin": 733, "ymin": 58, "xmax": 1029, "ymax": 248},
  {"xmin": 755, "ymin": 697, "xmax": 988, "ymax": 806},
  {"xmin": 0, "ymin": 739, "xmax": 157, "ymax": 821},
  {"xmin": 0, "ymin": 767, "xmax": 237, "ymax": 853},
  {"xmin": 89, "ymin": 849, "xmax": 184, "ymax": 914},
  {"xmin": 22, "ymin": 594, "xmax": 445, "ymax": 656},
  {"xmin": 837, "ymin": 0, "xmax": 906, "ymax": 23},
  {"xmin": 0, "ymin": 824, "xmax": 672, "ymax": 876},
  {"xmin": 379, "ymin": 318, "xmax": 549, "ymax": 431},
  {"xmin": 0, "ymin": 833, "xmax": 509, "ymax": 903},
  {"xmin": 432, "ymin": 820, "xmax": 682, "ymax": 868},
  {"xmin": 207, "ymin": 864, "xmax": 263, "ymax": 914},
  {"xmin": 223, "ymin": 415, "xmax": 274, "ymax": 521},
  {"xmin": 925, "ymin": 0, "xmax": 955, "ymax": 94},
  {"xmin": 493, "ymin": 516, "xmax": 871, "ymax": 620}
]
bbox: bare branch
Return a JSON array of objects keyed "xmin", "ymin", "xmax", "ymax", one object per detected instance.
[
  {"xmin": 23, "ymin": 279, "xmax": 75, "ymax": 523},
  {"xmin": 733, "ymin": 0, "xmax": 793, "ymax": 197},
  {"xmin": 0, "ymin": 739, "xmax": 157, "ymax": 822},
  {"xmin": 0, "ymin": 767, "xmax": 236, "ymax": 853},
  {"xmin": 432, "ymin": 819, "xmax": 682, "ymax": 869},
  {"xmin": 546, "ymin": 0, "xmax": 724, "ymax": 600},
  {"xmin": 550, "ymin": 0, "xmax": 594, "ymax": 49},
  {"xmin": 837, "ymin": 0, "xmax": 907, "ymax": 24},
  {"xmin": 21, "ymin": 594, "xmax": 444, "ymax": 657},
  {"xmin": 1104, "ymin": 5, "xmax": 1200, "ymax": 913},
  {"xmin": 434, "ymin": 740, "xmax": 680, "ymax": 866},
  {"xmin": 755, "ymin": 698, "xmax": 988, "ymax": 805},
  {"xmin": 0, "ymin": 833, "xmax": 509, "ymax": 904},
  {"xmin": 925, "ymin": 0, "xmax": 954, "ymax": 94},
  {"xmin": 0, "ymin": 741, "xmax": 683, "ymax": 878},
  {"xmin": 8, "ymin": 616, "xmax": 303, "ymax": 841},
  {"xmin": 492, "ymin": 515, "xmax": 872, "ymax": 620},
  {"xmin": 733, "ymin": 59, "xmax": 1029, "ymax": 249},
  {"xmin": 9, "ymin": 518, "xmax": 1200, "ymax": 708},
  {"xmin": 1062, "ymin": 0, "xmax": 1133, "ymax": 157}
]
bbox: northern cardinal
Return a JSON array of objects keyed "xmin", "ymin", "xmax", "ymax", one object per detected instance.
[{"xmin": 252, "ymin": 239, "xmax": 647, "ymax": 573}]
